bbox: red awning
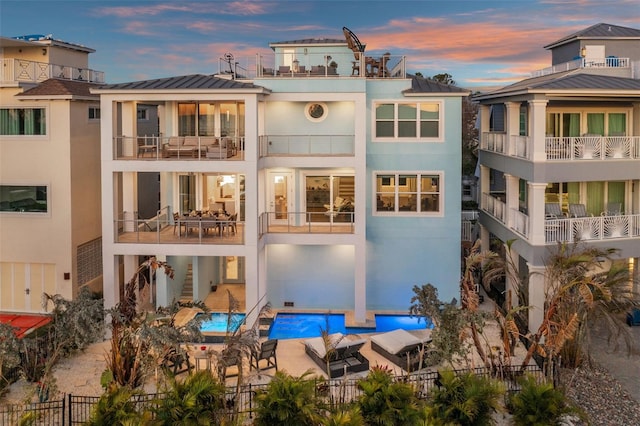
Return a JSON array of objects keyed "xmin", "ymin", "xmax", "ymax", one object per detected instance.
[{"xmin": 0, "ymin": 313, "xmax": 52, "ymax": 338}]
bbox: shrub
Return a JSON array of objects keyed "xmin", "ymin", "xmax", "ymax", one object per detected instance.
[
  {"xmin": 426, "ymin": 369, "xmax": 505, "ymax": 425},
  {"xmin": 506, "ymin": 374, "xmax": 575, "ymax": 425},
  {"xmin": 357, "ymin": 365, "xmax": 424, "ymax": 426},
  {"xmin": 254, "ymin": 370, "xmax": 323, "ymax": 426}
]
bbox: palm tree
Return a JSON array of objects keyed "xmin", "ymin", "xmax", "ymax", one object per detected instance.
[{"xmin": 519, "ymin": 242, "xmax": 637, "ymax": 375}]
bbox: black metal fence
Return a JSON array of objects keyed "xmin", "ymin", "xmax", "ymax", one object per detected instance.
[{"xmin": 1, "ymin": 364, "xmax": 545, "ymax": 425}]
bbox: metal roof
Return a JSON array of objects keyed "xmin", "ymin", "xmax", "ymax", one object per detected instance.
[
  {"xmin": 403, "ymin": 75, "xmax": 470, "ymax": 95},
  {"xmin": 94, "ymin": 74, "xmax": 264, "ymax": 91},
  {"xmin": 473, "ymin": 73, "xmax": 640, "ymax": 100},
  {"xmin": 544, "ymin": 23, "xmax": 640, "ymax": 49}
]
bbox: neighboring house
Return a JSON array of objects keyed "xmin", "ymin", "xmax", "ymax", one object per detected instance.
[
  {"xmin": 93, "ymin": 29, "xmax": 469, "ymax": 325},
  {"xmin": 0, "ymin": 35, "xmax": 104, "ymax": 313},
  {"xmin": 473, "ymin": 23, "xmax": 640, "ymax": 331}
]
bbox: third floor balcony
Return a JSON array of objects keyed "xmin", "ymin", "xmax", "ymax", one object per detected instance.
[{"xmin": 1, "ymin": 58, "xmax": 104, "ymax": 85}]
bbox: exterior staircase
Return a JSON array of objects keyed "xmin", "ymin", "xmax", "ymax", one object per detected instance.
[{"xmin": 180, "ymin": 264, "xmax": 193, "ymax": 302}]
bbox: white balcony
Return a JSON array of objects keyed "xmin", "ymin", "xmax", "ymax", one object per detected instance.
[
  {"xmin": 481, "ymin": 133, "xmax": 640, "ymax": 161},
  {"xmin": 113, "ymin": 136, "xmax": 244, "ymax": 161},
  {"xmin": 545, "ymin": 136, "xmax": 640, "ymax": 160},
  {"xmin": 258, "ymin": 134, "xmax": 355, "ymax": 157},
  {"xmin": 258, "ymin": 212, "xmax": 355, "ymax": 236},
  {"xmin": 531, "ymin": 57, "xmax": 630, "ymax": 78},
  {"xmin": 545, "ymin": 214, "xmax": 640, "ymax": 244},
  {"xmin": 0, "ymin": 58, "xmax": 104, "ymax": 84}
]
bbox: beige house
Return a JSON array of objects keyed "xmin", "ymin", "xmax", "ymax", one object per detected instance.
[{"xmin": 0, "ymin": 35, "xmax": 104, "ymax": 313}]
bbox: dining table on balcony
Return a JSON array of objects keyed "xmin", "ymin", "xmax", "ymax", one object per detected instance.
[{"xmin": 177, "ymin": 212, "xmax": 230, "ymax": 238}]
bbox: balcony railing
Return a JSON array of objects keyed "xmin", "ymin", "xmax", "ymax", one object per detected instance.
[
  {"xmin": 545, "ymin": 214, "xmax": 640, "ymax": 244},
  {"xmin": 482, "ymin": 193, "xmax": 506, "ymax": 224},
  {"xmin": 258, "ymin": 135, "xmax": 355, "ymax": 157},
  {"xmin": 546, "ymin": 136, "xmax": 640, "ymax": 160},
  {"xmin": 0, "ymin": 58, "xmax": 105, "ymax": 84},
  {"xmin": 531, "ymin": 57, "xmax": 630, "ymax": 77},
  {"xmin": 510, "ymin": 208, "xmax": 529, "ymax": 237},
  {"xmin": 259, "ymin": 211, "xmax": 355, "ymax": 235},
  {"xmin": 481, "ymin": 133, "xmax": 640, "ymax": 161},
  {"xmin": 115, "ymin": 212, "xmax": 244, "ymax": 245},
  {"xmin": 113, "ymin": 136, "xmax": 244, "ymax": 161}
]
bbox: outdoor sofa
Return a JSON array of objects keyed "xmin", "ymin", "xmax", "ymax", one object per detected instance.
[
  {"xmin": 304, "ymin": 332, "xmax": 369, "ymax": 378},
  {"xmin": 370, "ymin": 328, "xmax": 433, "ymax": 372}
]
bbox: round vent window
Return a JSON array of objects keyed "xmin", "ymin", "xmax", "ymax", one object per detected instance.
[{"xmin": 305, "ymin": 102, "xmax": 328, "ymax": 122}]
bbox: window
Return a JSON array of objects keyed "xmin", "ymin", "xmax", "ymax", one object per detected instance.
[
  {"xmin": 374, "ymin": 102, "xmax": 440, "ymax": 140},
  {"xmin": 0, "ymin": 108, "xmax": 46, "ymax": 135},
  {"xmin": 137, "ymin": 107, "xmax": 148, "ymax": 120},
  {"xmin": 77, "ymin": 238, "xmax": 102, "ymax": 285},
  {"xmin": 305, "ymin": 103, "xmax": 328, "ymax": 122},
  {"xmin": 374, "ymin": 172, "xmax": 442, "ymax": 214},
  {"xmin": 88, "ymin": 106, "xmax": 100, "ymax": 120},
  {"xmin": 0, "ymin": 185, "xmax": 48, "ymax": 213}
]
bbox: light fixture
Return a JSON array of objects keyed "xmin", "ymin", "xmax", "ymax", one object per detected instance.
[
  {"xmin": 42, "ymin": 48, "xmax": 47, "ymax": 56},
  {"xmin": 580, "ymin": 46, "xmax": 587, "ymax": 58}
]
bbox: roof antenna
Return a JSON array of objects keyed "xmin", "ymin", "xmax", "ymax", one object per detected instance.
[{"xmin": 608, "ymin": 26, "xmax": 612, "ymax": 31}]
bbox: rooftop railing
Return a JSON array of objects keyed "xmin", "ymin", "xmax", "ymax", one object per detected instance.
[
  {"xmin": 531, "ymin": 57, "xmax": 630, "ymax": 77},
  {"xmin": 0, "ymin": 58, "xmax": 105, "ymax": 84}
]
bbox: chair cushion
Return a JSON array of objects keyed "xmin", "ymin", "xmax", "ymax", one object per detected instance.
[{"xmin": 370, "ymin": 329, "xmax": 431, "ymax": 355}]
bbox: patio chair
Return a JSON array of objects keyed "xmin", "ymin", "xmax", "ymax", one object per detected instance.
[
  {"xmin": 161, "ymin": 347, "xmax": 192, "ymax": 375},
  {"xmin": 569, "ymin": 203, "xmax": 591, "ymax": 218},
  {"xmin": 601, "ymin": 202, "xmax": 622, "ymax": 216},
  {"xmin": 250, "ymin": 339, "xmax": 278, "ymax": 372},
  {"xmin": 304, "ymin": 332, "xmax": 369, "ymax": 378},
  {"xmin": 370, "ymin": 329, "xmax": 434, "ymax": 372},
  {"xmin": 545, "ymin": 203, "xmax": 564, "ymax": 219}
]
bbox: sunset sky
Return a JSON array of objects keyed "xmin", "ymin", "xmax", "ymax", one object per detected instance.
[{"xmin": 1, "ymin": 0, "xmax": 635, "ymax": 88}]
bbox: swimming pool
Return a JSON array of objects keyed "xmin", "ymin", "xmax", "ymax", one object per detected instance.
[
  {"xmin": 199, "ymin": 312, "xmax": 246, "ymax": 333},
  {"xmin": 268, "ymin": 312, "xmax": 432, "ymax": 340}
]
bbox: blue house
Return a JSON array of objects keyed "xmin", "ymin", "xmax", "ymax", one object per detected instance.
[{"xmin": 94, "ymin": 28, "xmax": 469, "ymax": 327}]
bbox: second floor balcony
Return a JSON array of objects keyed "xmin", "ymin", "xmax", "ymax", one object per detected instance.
[
  {"xmin": 258, "ymin": 134, "xmax": 355, "ymax": 157},
  {"xmin": 1, "ymin": 58, "xmax": 104, "ymax": 84},
  {"xmin": 481, "ymin": 132, "xmax": 640, "ymax": 161},
  {"xmin": 113, "ymin": 136, "xmax": 244, "ymax": 161},
  {"xmin": 482, "ymin": 192, "xmax": 640, "ymax": 245},
  {"xmin": 259, "ymin": 211, "xmax": 355, "ymax": 236}
]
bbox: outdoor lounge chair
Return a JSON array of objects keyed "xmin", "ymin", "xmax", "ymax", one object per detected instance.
[
  {"xmin": 250, "ymin": 339, "xmax": 278, "ymax": 372},
  {"xmin": 370, "ymin": 329, "xmax": 433, "ymax": 372},
  {"xmin": 304, "ymin": 332, "xmax": 369, "ymax": 378},
  {"xmin": 545, "ymin": 203, "xmax": 564, "ymax": 219}
]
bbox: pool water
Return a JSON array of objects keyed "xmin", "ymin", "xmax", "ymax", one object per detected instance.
[
  {"xmin": 268, "ymin": 312, "xmax": 432, "ymax": 340},
  {"xmin": 199, "ymin": 312, "xmax": 246, "ymax": 333}
]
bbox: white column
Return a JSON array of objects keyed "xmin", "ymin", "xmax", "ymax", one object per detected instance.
[
  {"xmin": 528, "ymin": 99, "xmax": 548, "ymax": 162},
  {"xmin": 504, "ymin": 173, "xmax": 519, "ymax": 229},
  {"xmin": 505, "ymin": 244, "xmax": 520, "ymax": 308},
  {"xmin": 122, "ymin": 172, "xmax": 137, "ymax": 232},
  {"xmin": 121, "ymin": 101, "xmax": 137, "ymax": 157},
  {"xmin": 480, "ymin": 225, "xmax": 490, "ymax": 253},
  {"xmin": 155, "ymin": 254, "xmax": 169, "ymax": 307},
  {"xmin": 505, "ymin": 102, "xmax": 521, "ymax": 156},
  {"xmin": 479, "ymin": 104, "xmax": 491, "ymax": 144},
  {"xmin": 480, "ymin": 165, "xmax": 490, "ymax": 210},
  {"xmin": 528, "ymin": 182, "xmax": 547, "ymax": 245},
  {"xmin": 527, "ymin": 263, "xmax": 546, "ymax": 332}
]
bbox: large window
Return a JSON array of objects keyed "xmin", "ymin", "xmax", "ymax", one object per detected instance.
[
  {"xmin": 0, "ymin": 185, "xmax": 48, "ymax": 213},
  {"xmin": 375, "ymin": 172, "xmax": 442, "ymax": 214},
  {"xmin": 0, "ymin": 108, "xmax": 46, "ymax": 135},
  {"xmin": 374, "ymin": 102, "xmax": 440, "ymax": 140},
  {"xmin": 546, "ymin": 111, "xmax": 627, "ymax": 136}
]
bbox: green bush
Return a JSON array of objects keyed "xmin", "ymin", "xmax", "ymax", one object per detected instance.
[
  {"xmin": 506, "ymin": 374, "xmax": 574, "ymax": 425},
  {"xmin": 254, "ymin": 370, "xmax": 323, "ymax": 426},
  {"xmin": 151, "ymin": 370, "xmax": 227, "ymax": 425},
  {"xmin": 357, "ymin": 365, "xmax": 425, "ymax": 426},
  {"xmin": 426, "ymin": 369, "xmax": 505, "ymax": 426}
]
